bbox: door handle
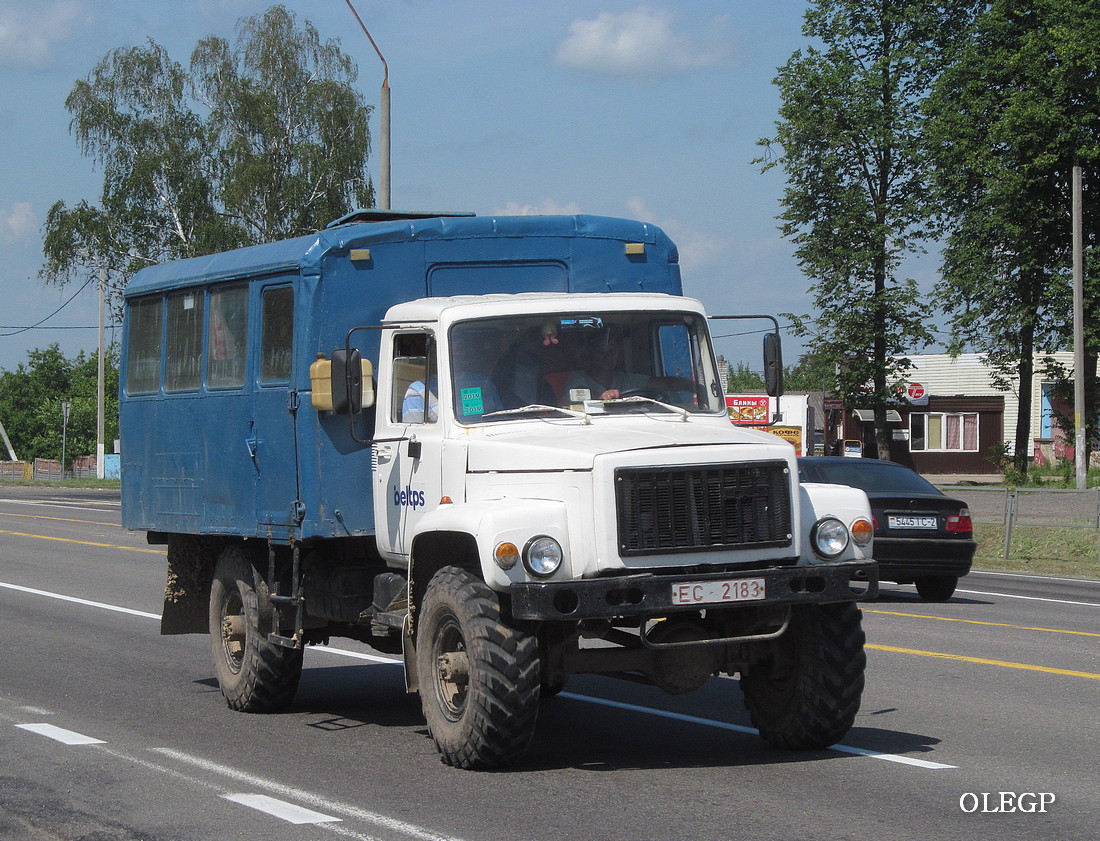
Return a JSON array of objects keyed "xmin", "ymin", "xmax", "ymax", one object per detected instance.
[{"xmin": 375, "ymin": 444, "xmax": 393, "ymax": 463}]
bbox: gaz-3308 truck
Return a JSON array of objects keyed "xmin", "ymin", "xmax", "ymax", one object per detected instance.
[{"xmin": 120, "ymin": 211, "xmax": 877, "ymax": 769}]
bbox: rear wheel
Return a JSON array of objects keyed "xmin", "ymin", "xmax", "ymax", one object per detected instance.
[
  {"xmin": 209, "ymin": 546, "xmax": 302, "ymax": 712},
  {"xmin": 741, "ymin": 602, "xmax": 865, "ymax": 750},
  {"xmin": 417, "ymin": 566, "xmax": 540, "ymax": 769},
  {"xmin": 914, "ymin": 575, "xmax": 958, "ymax": 602}
]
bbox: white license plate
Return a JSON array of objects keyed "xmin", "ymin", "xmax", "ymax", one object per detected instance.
[
  {"xmin": 671, "ymin": 578, "xmax": 766, "ymax": 606},
  {"xmin": 888, "ymin": 515, "xmax": 938, "ymax": 529}
]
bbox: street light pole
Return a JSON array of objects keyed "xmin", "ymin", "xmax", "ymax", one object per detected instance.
[{"xmin": 344, "ymin": 0, "xmax": 390, "ymax": 209}]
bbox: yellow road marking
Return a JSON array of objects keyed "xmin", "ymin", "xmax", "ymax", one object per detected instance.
[
  {"xmin": 866, "ymin": 643, "xmax": 1100, "ymax": 681},
  {"xmin": 0, "ymin": 529, "xmax": 164, "ymax": 555},
  {"xmin": 866, "ymin": 608, "xmax": 1100, "ymax": 638},
  {"xmin": 0, "ymin": 511, "xmax": 111, "ymax": 526}
]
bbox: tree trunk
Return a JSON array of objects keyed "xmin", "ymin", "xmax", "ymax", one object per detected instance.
[{"xmin": 1013, "ymin": 327, "xmax": 1035, "ymax": 477}]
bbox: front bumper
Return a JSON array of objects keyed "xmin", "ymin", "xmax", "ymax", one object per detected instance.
[{"xmin": 509, "ymin": 560, "xmax": 878, "ymax": 621}]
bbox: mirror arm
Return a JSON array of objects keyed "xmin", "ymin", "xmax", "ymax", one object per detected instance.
[{"xmin": 707, "ymin": 314, "xmax": 784, "ymax": 401}]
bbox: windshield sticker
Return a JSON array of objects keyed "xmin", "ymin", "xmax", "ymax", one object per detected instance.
[{"xmin": 461, "ymin": 387, "xmax": 484, "ymax": 416}]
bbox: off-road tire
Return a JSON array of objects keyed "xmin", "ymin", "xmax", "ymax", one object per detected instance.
[
  {"xmin": 741, "ymin": 602, "xmax": 865, "ymax": 750},
  {"xmin": 914, "ymin": 575, "xmax": 958, "ymax": 602},
  {"xmin": 209, "ymin": 546, "xmax": 303, "ymax": 712},
  {"xmin": 417, "ymin": 566, "xmax": 540, "ymax": 769}
]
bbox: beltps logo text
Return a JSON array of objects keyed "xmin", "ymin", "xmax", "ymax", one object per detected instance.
[{"xmin": 393, "ymin": 485, "xmax": 427, "ymax": 510}]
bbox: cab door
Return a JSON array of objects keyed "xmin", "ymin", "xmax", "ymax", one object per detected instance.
[{"xmin": 372, "ymin": 331, "xmax": 444, "ymax": 562}]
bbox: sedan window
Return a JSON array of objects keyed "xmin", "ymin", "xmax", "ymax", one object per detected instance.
[{"xmin": 806, "ymin": 461, "xmax": 940, "ymax": 495}]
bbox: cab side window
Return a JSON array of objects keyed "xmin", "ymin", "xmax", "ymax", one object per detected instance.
[{"xmin": 391, "ymin": 332, "xmax": 436, "ymax": 423}]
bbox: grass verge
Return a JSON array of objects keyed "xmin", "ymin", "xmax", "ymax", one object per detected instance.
[
  {"xmin": 973, "ymin": 522, "xmax": 1100, "ymax": 580},
  {"xmin": 0, "ymin": 478, "xmax": 121, "ymax": 490}
]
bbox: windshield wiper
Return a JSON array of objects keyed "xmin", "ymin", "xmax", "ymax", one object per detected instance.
[
  {"xmin": 599, "ymin": 396, "xmax": 690, "ymax": 421},
  {"xmin": 480, "ymin": 404, "xmax": 591, "ymax": 422}
]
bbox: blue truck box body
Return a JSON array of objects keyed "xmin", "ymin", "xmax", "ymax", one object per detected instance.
[{"xmin": 120, "ymin": 214, "xmax": 683, "ymax": 542}]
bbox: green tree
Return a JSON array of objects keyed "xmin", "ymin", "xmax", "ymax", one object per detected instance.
[
  {"xmin": 0, "ymin": 344, "xmax": 119, "ymax": 466},
  {"xmin": 725, "ymin": 352, "xmax": 837, "ymax": 395},
  {"xmin": 41, "ymin": 5, "xmax": 373, "ymax": 311},
  {"xmin": 726, "ymin": 361, "xmax": 765, "ymax": 393},
  {"xmin": 925, "ymin": 0, "xmax": 1100, "ymax": 473},
  {"xmin": 759, "ymin": 0, "xmax": 976, "ymax": 459}
]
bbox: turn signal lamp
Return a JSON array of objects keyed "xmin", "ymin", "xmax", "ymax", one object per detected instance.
[
  {"xmin": 851, "ymin": 518, "xmax": 874, "ymax": 547},
  {"xmin": 494, "ymin": 542, "xmax": 520, "ymax": 570}
]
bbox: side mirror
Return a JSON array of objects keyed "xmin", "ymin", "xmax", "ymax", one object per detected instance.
[
  {"xmin": 310, "ymin": 350, "xmax": 374, "ymax": 414},
  {"xmin": 764, "ymin": 332, "xmax": 784, "ymax": 397},
  {"xmin": 333, "ymin": 348, "xmax": 363, "ymax": 414}
]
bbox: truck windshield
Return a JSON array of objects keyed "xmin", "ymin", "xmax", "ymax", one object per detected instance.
[{"xmin": 448, "ymin": 311, "xmax": 725, "ymax": 423}]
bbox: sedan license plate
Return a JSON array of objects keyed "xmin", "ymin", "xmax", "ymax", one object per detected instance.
[
  {"xmin": 671, "ymin": 578, "xmax": 766, "ymax": 606},
  {"xmin": 888, "ymin": 515, "xmax": 938, "ymax": 529}
]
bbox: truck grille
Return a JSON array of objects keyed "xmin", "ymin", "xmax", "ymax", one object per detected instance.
[{"xmin": 615, "ymin": 461, "xmax": 793, "ymax": 556}]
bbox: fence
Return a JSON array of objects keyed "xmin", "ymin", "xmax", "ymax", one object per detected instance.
[
  {"xmin": 939, "ymin": 485, "xmax": 1100, "ymax": 563},
  {"xmin": 0, "ymin": 460, "xmax": 29, "ymax": 480},
  {"xmin": 0, "ymin": 458, "xmax": 103, "ymax": 481}
]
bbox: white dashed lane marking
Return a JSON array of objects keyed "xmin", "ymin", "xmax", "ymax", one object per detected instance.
[
  {"xmin": 224, "ymin": 793, "xmax": 341, "ymax": 825},
  {"xmin": 15, "ymin": 722, "xmax": 106, "ymax": 745}
]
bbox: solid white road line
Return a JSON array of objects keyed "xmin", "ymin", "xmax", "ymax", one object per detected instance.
[
  {"xmin": 558, "ymin": 692, "xmax": 956, "ymax": 769},
  {"xmin": 956, "ymin": 588, "xmax": 1100, "ymax": 608},
  {"xmin": 154, "ymin": 747, "xmax": 465, "ymax": 841},
  {"xmin": 0, "ymin": 498, "xmax": 121, "ymax": 511},
  {"xmin": 15, "ymin": 723, "xmax": 105, "ymax": 745},
  {"xmin": 0, "ymin": 581, "xmax": 161, "ymax": 619}
]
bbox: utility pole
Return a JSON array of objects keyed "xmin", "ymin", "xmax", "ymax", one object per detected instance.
[
  {"xmin": 344, "ymin": 0, "xmax": 390, "ymax": 209},
  {"xmin": 97, "ymin": 263, "xmax": 106, "ymax": 479},
  {"xmin": 1072, "ymin": 163, "xmax": 1086, "ymax": 490}
]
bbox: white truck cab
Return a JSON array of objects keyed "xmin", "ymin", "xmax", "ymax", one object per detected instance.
[{"xmin": 354, "ymin": 292, "xmax": 877, "ymax": 767}]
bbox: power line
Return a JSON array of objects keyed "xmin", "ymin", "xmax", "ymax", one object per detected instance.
[{"xmin": 0, "ymin": 276, "xmax": 96, "ymax": 337}]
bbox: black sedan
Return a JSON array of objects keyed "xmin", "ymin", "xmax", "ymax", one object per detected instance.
[{"xmin": 797, "ymin": 457, "xmax": 976, "ymax": 601}]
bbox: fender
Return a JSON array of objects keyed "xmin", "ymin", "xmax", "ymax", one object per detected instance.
[
  {"xmin": 798, "ymin": 482, "xmax": 874, "ymax": 563},
  {"xmin": 411, "ymin": 497, "xmax": 571, "ymax": 590}
]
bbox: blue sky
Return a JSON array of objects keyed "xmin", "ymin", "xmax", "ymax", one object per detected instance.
[{"xmin": 0, "ymin": 0, "xmax": 936, "ymax": 373}]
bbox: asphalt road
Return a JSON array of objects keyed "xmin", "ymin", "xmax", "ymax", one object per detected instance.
[{"xmin": 1, "ymin": 486, "xmax": 1097, "ymax": 841}]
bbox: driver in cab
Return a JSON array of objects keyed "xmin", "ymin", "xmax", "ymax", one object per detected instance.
[{"xmin": 564, "ymin": 328, "xmax": 693, "ymax": 402}]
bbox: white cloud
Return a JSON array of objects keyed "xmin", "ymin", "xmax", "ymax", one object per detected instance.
[
  {"xmin": 493, "ymin": 198, "xmax": 583, "ymax": 216},
  {"xmin": 0, "ymin": 201, "xmax": 35, "ymax": 242},
  {"xmin": 554, "ymin": 5, "xmax": 733, "ymax": 79},
  {"xmin": 625, "ymin": 196, "xmax": 727, "ymax": 273},
  {"xmin": 0, "ymin": 0, "xmax": 87, "ymax": 69}
]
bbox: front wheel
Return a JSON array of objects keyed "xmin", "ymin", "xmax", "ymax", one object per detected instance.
[
  {"xmin": 740, "ymin": 602, "xmax": 865, "ymax": 750},
  {"xmin": 209, "ymin": 546, "xmax": 302, "ymax": 712},
  {"xmin": 416, "ymin": 566, "xmax": 540, "ymax": 769}
]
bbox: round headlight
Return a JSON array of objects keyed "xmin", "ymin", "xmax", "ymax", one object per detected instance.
[
  {"xmin": 811, "ymin": 517, "xmax": 849, "ymax": 560},
  {"xmin": 523, "ymin": 536, "xmax": 563, "ymax": 577}
]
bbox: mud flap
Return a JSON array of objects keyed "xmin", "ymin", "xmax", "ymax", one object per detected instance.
[{"xmin": 402, "ymin": 613, "xmax": 418, "ymax": 693}]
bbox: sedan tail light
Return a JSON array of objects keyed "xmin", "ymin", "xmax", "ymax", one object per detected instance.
[{"xmin": 946, "ymin": 508, "xmax": 973, "ymax": 534}]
